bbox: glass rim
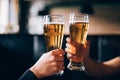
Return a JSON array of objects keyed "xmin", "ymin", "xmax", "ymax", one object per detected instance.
[
  {"xmin": 69, "ymin": 13, "xmax": 89, "ymax": 23},
  {"xmin": 44, "ymin": 15, "xmax": 64, "ymax": 18},
  {"xmin": 43, "ymin": 15, "xmax": 64, "ymax": 24},
  {"xmin": 69, "ymin": 13, "xmax": 89, "ymax": 17}
]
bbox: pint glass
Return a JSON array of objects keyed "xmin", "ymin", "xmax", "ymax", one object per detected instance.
[
  {"xmin": 43, "ymin": 15, "xmax": 64, "ymax": 75},
  {"xmin": 67, "ymin": 13, "xmax": 89, "ymax": 71}
]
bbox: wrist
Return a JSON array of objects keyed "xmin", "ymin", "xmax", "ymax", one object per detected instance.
[
  {"xmin": 83, "ymin": 56, "xmax": 92, "ymax": 69},
  {"xmin": 83, "ymin": 56, "xmax": 90, "ymax": 64},
  {"xmin": 83, "ymin": 56, "xmax": 91, "ymax": 73},
  {"xmin": 29, "ymin": 65, "xmax": 42, "ymax": 79}
]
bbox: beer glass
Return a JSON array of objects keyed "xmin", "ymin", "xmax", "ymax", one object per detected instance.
[
  {"xmin": 67, "ymin": 13, "xmax": 89, "ymax": 71},
  {"xmin": 43, "ymin": 15, "xmax": 64, "ymax": 75}
]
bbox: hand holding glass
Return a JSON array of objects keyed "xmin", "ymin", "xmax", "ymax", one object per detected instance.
[
  {"xmin": 67, "ymin": 13, "xmax": 89, "ymax": 71},
  {"xmin": 43, "ymin": 15, "xmax": 64, "ymax": 75}
]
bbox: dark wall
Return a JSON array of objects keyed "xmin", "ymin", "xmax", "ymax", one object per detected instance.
[
  {"xmin": 98, "ymin": 36, "xmax": 120, "ymax": 61},
  {"xmin": 0, "ymin": 34, "xmax": 33, "ymax": 80}
]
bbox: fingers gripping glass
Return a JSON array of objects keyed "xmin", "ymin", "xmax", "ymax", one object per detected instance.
[
  {"xmin": 68, "ymin": 13, "xmax": 89, "ymax": 71},
  {"xmin": 43, "ymin": 15, "xmax": 64, "ymax": 75}
]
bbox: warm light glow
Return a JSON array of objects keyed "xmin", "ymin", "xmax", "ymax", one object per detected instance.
[
  {"xmin": 0, "ymin": 0, "xmax": 9, "ymax": 34},
  {"xmin": 0, "ymin": 0, "xmax": 19, "ymax": 34}
]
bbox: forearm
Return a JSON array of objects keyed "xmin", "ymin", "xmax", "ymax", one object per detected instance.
[
  {"xmin": 84, "ymin": 57, "xmax": 120, "ymax": 78},
  {"xmin": 103, "ymin": 57, "xmax": 120, "ymax": 75},
  {"xmin": 84, "ymin": 57, "xmax": 105, "ymax": 78}
]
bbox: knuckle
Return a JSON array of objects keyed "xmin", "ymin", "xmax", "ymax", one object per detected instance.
[
  {"xmin": 50, "ymin": 56, "xmax": 56, "ymax": 61},
  {"xmin": 53, "ymin": 62, "xmax": 57, "ymax": 66},
  {"xmin": 54, "ymin": 66, "xmax": 59, "ymax": 70}
]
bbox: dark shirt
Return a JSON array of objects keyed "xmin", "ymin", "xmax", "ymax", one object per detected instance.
[{"xmin": 18, "ymin": 69, "xmax": 38, "ymax": 80}]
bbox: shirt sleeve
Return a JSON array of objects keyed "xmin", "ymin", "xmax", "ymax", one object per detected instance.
[{"xmin": 18, "ymin": 69, "xmax": 39, "ymax": 80}]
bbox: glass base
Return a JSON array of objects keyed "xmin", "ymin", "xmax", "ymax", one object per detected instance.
[
  {"xmin": 55, "ymin": 70, "xmax": 64, "ymax": 76},
  {"xmin": 67, "ymin": 62, "xmax": 85, "ymax": 71}
]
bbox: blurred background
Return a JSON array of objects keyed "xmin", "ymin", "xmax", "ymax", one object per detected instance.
[{"xmin": 0, "ymin": 0, "xmax": 120, "ymax": 80}]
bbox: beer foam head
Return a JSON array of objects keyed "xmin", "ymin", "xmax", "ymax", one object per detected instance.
[
  {"xmin": 69, "ymin": 21, "xmax": 89, "ymax": 24},
  {"xmin": 74, "ymin": 21, "xmax": 89, "ymax": 23},
  {"xmin": 44, "ymin": 22, "xmax": 64, "ymax": 25}
]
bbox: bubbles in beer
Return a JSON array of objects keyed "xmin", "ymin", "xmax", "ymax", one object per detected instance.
[
  {"xmin": 44, "ymin": 23, "xmax": 64, "ymax": 51},
  {"xmin": 70, "ymin": 22, "xmax": 89, "ymax": 44}
]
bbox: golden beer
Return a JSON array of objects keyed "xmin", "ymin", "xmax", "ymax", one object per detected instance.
[
  {"xmin": 70, "ymin": 22, "xmax": 89, "ymax": 63},
  {"xmin": 44, "ymin": 23, "xmax": 64, "ymax": 51}
]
